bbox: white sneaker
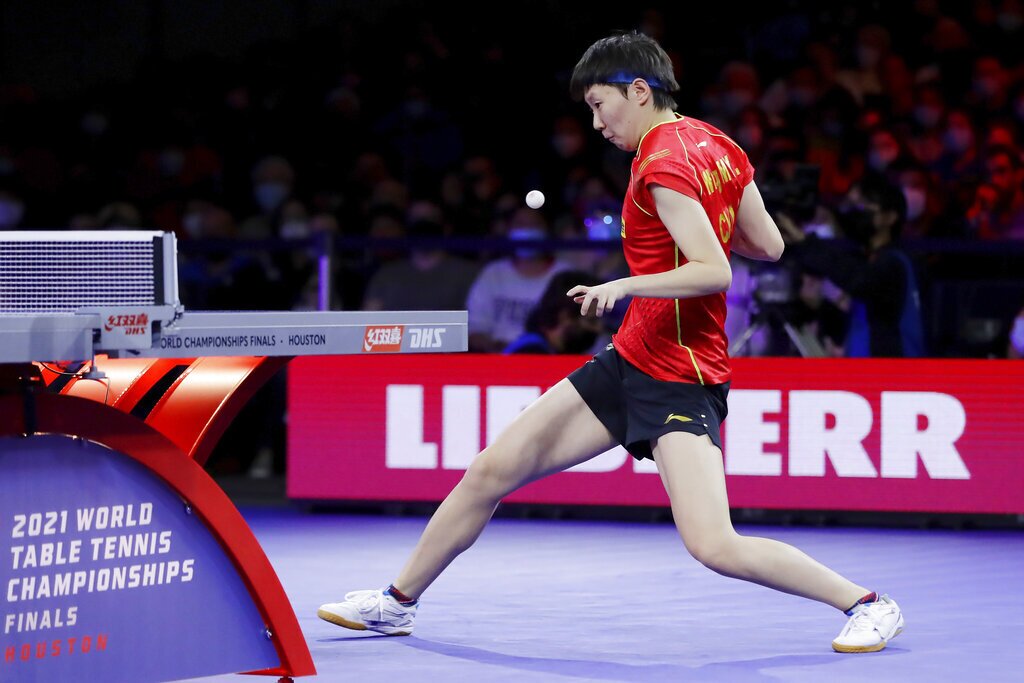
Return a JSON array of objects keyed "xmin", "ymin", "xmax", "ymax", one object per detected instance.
[
  {"xmin": 832, "ymin": 594, "xmax": 904, "ymax": 653},
  {"xmin": 317, "ymin": 589, "xmax": 417, "ymax": 636}
]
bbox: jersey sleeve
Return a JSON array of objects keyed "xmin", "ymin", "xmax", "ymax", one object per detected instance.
[{"xmin": 734, "ymin": 143, "xmax": 755, "ymax": 187}]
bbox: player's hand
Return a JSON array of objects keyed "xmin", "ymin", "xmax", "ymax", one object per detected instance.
[{"xmin": 567, "ymin": 280, "xmax": 627, "ymax": 317}]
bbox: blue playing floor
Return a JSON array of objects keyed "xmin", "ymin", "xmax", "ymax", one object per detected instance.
[{"xmin": 190, "ymin": 508, "xmax": 1024, "ymax": 683}]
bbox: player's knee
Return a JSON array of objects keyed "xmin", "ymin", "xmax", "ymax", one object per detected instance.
[
  {"xmin": 461, "ymin": 447, "xmax": 519, "ymax": 501},
  {"xmin": 683, "ymin": 533, "xmax": 741, "ymax": 575}
]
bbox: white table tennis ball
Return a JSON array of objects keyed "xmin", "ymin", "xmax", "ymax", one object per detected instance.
[{"xmin": 525, "ymin": 190, "xmax": 545, "ymax": 209}]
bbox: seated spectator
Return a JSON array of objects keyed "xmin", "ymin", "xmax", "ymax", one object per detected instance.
[
  {"xmin": 362, "ymin": 201, "xmax": 480, "ymax": 312},
  {"xmin": 969, "ymin": 145, "xmax": 1024, "ymax": 239},
  {"xmin": 466, "ymin": 208, "xmax": 570, "ymax": 352},
  {"xmin": 890, "ymin": 161, "xmax": 955, "ymax": 238},
  {"xmin": 504, "ymin": 270, "xmax": 603, "ymax": 355}
]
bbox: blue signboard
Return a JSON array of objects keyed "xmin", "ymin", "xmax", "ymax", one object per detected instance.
[{"xmin": 1, "ymin": 434, "xmax": 280, "ymax": 682}]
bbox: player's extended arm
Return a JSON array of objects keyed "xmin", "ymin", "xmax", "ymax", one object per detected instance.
[
  {"xmin": 569, "ymin": 185, "xmax": 732, "ymax": 316},
  {"xmin": 732, "ymin": 181, "xmax": 785, "ymax": 262}
]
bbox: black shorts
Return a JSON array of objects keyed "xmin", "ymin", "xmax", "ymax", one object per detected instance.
[{"xmin": 567, "ymin": 345, "xmax": 729, "ymax": 461}]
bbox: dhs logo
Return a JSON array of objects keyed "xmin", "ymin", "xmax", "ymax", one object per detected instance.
[
  {"xmin": 408, "ymin": 327, "xmax": 445, "ymax": 349},
  {"xmin": 103, "ymin": 312, "xmax": 149, "ymax": 336}
]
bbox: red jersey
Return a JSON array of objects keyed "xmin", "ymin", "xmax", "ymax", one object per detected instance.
[{"xmin": 613, "ymin": 115, "xmax": 754, "ymax": 385}]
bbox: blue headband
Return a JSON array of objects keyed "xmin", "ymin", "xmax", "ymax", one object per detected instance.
[{"xmin": 605, "ymin": 72, "xmax": 667, "ymax": 90}]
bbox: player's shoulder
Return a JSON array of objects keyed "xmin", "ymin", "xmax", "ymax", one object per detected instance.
[
  {"xmin": 676, "ymin": 116, "xmax": 745, "ymax": 152},
  {"xmin": 635, "ymin": 118, "xmax": 686, "ymax": 174}
]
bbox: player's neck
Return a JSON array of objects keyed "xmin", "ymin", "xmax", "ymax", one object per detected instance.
[{"xmin": 639, "ymin": 110, "xmax": 679, "ymax": 139}]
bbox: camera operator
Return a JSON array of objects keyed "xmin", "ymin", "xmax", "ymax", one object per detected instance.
[
  {"xmin": 730, "ymin": 158, "xmax": 847, "ymax": 357},
  {"xmin": 778, "ymin": 174, "xmax": 926, "ymax": 358}
]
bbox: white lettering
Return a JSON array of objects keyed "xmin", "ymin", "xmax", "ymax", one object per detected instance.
[
  {"xmin": 385, "ymin": 385, "xmax": 437, "ymax": 468},
  {"xmin": 485, "ymin": 386, "xmax": 541, "ymax": 447},
  {"xmin": 881, "ymin": 392, "xmax": 970, "ymax": 479},
  {"xmin": 725, "ymin": 390, "xmax": 783, "ymax": 475},
  {"xmin": 789, "ymin": 391, "xmax": 877, "ymax": 477},
  {"xmin": 442, "ymin": 386, "xmax": 480, "ymax": 469}
]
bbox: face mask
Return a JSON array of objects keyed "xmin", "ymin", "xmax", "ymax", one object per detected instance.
[
  {"xmin": 790, "ymin": 87, "xmax": 816, "ymax": 108},
  {"xmin": 943, "ymin": 127, "xmax": 974, "ymax": 154},
  {"xmin": 404, "ymin": 99, "xmax": 429, "ymax": 119},
  {"xmin": 0, "ymin": 199, "xmax": 25, "ymax": 228},
  {"xmin": 254, "ymin": 182, "xmax": 290, "ymax": 212},
  {"xmin": 902, "ymin": 187, "xmax": 927, "ymax": 221},
  {"xmin": 81, "ymin": 112, "xmax": 109, "ymax": 137},
  {"xmin": 857, "ymin": 45, "xmax": 882, "ymax": 70},
  {"xmin": 973, "ymin": 77, "xmax": 1000, "ymax": 99},
  {"xmin": 551, "ymin": 134, "xmax": 584, "ymax": 158},
  {"xmin": 159, "ymin": 149, "xmax": 185, "ymax": 177},
  {"xmin": 722, "ymin": 89, "xmax": 755, "ymax": 115},
  {"xmin": 280, "ymin": 220, "xmax": 310, "ymax": 240},
  {"xmin": 914, "ymin": 105, "xmax": 942, "ymax": 128},
  {"xmin": 1011, "ymin": 318, "xmax": 1024, "ymax": 355},
  {"xmin": 822, "ymin": 118, "xmax": 845, "ymax": 137},
  {"xmin": 182, "ymin": 212, "xmax": 204, "ymax": 238},
  {"xmin": 868, "ymin": 149, "xmax": 897, "ymax": 171},
  {"xmin": 997, "ymin": 12, "xmax": 1024, "ymax": 32},
  {"xmin": 508, "ymin": 226, "xmax": 546, "ymax": 259}
]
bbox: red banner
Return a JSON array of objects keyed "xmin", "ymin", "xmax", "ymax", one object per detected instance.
[{"xmin": 287, "ymin": 355, "xmax": 1024, "ymax": 514}]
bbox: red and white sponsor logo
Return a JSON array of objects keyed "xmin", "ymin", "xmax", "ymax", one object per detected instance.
[
  {"xmin": 103, "ymin": 313, "xmax": 149, "ymax": 335},
  {"xmin": 362, "ymin": 325, "xmax": 403, "ymax": 352},
  {"xmin": 287, "ymin": 356, "xmax": 1024, "ymax": 513}
]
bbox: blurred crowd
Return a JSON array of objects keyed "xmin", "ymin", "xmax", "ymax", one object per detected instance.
[{"xmin": 1, "ymin": 1, "xmax": 1023, "ymax": 362}]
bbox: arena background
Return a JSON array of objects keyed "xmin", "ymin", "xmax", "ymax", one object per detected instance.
[{"xmin": 1, "ymin": 1, "xmax": 1022, "ymax": 523}]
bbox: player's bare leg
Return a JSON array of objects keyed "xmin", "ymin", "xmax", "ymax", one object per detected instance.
[
  {"xmin": 392, "ymin": 378, "xmax": 617, "ymax": 597},
  {"xmin": 318, "ymin": 378, "xmax": 617, "ymax": 633},
  {"xmin": 654, "ymin": 431, "xmax": 903, "ymax": 651},
  {"xmin": 653, "ymin": 431, "xmax": 868, "ymax": 608}
]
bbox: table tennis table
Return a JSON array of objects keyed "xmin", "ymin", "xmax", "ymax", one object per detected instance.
[{"xmin": 0, "ymin": 231, "xmax": 467, "ymax": 683}]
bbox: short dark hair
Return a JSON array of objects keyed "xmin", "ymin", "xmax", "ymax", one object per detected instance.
[
  {"xmin": 858, "ymin": 173, "xmax": 907, "ymax": 239},
  {"xmin": 525, "ymin": 270, "xmax": 599, "ymax": 333},
  {"xmin": 570, "ymin": 32, "xmax": 679, "ymax": 111}
]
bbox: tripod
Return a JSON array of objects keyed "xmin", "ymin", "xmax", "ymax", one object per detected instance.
[{"xmin": 729, "ymin": 300, "xmax": 824, "ymax": 358}]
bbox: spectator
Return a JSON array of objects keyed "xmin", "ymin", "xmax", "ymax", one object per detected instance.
[
  {"xmin": 466, "ymin": 208, "xmax": 569, "ymax": 352},
  {"xmin": 240, "ymin": 156, "xmax": 296, "ymax": 239},
  {"xmin": 969, "ymin": 145, "xmax": 1024, "ymax": 238},
  {"xmin": 890, "ymin": 161, "xmax": 954, "ymax": 238},
  {"xmin": 362, "ymin": 201, "xmax": 479, "ymax": 311},
  {"xmin": 789, "ymin": 272, "xmax": 850, "ymax": 357},
  {"xmin": 781, "ymin": 175, "xmax": 926, "ymax": 358},
  {"xmin": 504, "ymin": 270, "xmax": 603, "ymax": 355}
]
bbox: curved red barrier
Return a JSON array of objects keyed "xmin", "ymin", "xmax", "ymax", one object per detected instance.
[
  {"xmin": 39, "ymin": 356, "xmax": 290, "ymax": 467},
  {"xmin": 0, "ymin": 393, "xmax": 316, "ymax": 678}
]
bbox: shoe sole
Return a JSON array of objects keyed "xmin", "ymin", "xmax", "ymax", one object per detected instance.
[
  {"xmin": 316, "ymin": 609, "xmax": 411, "ymax": 636},
  {"xmin": 832, "ymin": 624, "xmax": 903, "ymax": 653}
]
